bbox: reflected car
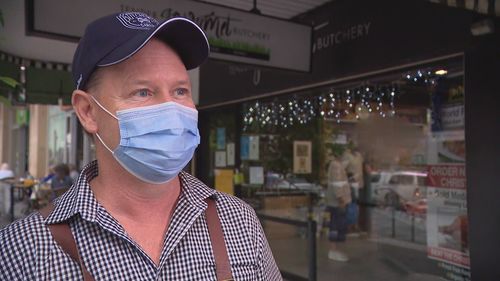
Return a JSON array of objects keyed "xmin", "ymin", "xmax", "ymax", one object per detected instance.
[
  {"xmin": 267, "ymin": 175, "xmax": 323, "ymax": 194},
  {"xmin": 369, "ymin": 171, "xmax": 392, "ymax": 204},
  {"xmin": 373, "ymin": 171, "xmax": 428, "ymax": 208}
]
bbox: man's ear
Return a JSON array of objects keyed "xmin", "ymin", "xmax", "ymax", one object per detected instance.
[{"xmin": 72, "ymin": 90, "xmax": 98, "ymax": 134}]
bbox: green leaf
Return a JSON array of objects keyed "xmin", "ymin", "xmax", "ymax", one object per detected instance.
[
  {"xmin": 0, "ymin": 95, "xmax": 11, "ymax": 106},
  {"xmin": 0, "ymin": 76, "xmax": 20, "ymax": 88}
]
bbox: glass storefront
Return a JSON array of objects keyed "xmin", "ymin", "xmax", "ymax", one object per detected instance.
[{"xmin": 202, "ymin": 57, "xmax": 469, "ymax": 281}]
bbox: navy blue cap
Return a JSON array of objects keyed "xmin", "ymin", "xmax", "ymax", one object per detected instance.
[{"xmin": 72, "ymin": 12, "xmax": 209, "ymax": 90}]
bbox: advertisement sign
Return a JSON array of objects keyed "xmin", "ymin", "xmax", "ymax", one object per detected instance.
[
  {"xmin": 30, "ymin": 0, "xmax": 311, "ymax": 71},
  {"xmin": 426, "ymin": 164, "xmax": 470, "ymax": 280}
]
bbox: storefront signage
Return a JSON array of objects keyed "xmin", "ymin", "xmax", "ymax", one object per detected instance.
[
  {"xmin": 314, "ymin": 22, "xmax": 371, "ymax": 53},
  {"xmin": 29, "ymin": 0, "xmax": 311, "ymax": 71}
]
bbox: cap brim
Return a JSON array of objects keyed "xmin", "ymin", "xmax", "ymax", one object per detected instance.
[{"xmin": 97, "ymin": 17, "xmax": 209, "ymax": 70}]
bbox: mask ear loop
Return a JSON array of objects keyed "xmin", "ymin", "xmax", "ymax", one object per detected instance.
[
  {"xmin": 89, "ymin": 95, "xmax": 119, "ymax": 120},
  {"xmin": 95, "ymin": 133, "xmax": 114, "ymax": 153},
  {"xmin": 89, "ymin": 95, "xmax": 118, "ymax": 154}
]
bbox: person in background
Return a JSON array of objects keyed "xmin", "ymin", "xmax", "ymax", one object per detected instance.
[
  {"xmin": 0, "ymin": 163, "xmax": 14, "ymax": 180},
  {"xmin": 40, "ymin": 165, "xmax": 56, "ymax": 184},
  {"xmin": 51, "ymin": 164, "xmax": 73, "ymax": 189},
  {"xmin": 68, "ymin": 164, "xmax": 79, "ymax": 182},
  {"xmin": 343, "ymin": 147, "xmax": 365, "ymax": 236},
  {"xmin": 326, "ymin": 150, "xmax": 352, "ymax": 262}
]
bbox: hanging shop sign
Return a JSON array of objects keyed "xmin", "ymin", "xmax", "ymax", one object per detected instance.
[{"xmin": 28, "ymin": 0, "xmax": 312, "ymax": 72}]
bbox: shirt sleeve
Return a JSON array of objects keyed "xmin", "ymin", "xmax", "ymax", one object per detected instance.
[{"xmin": 0, "ymin": 223, "xmax": 28, "ymax": 280}]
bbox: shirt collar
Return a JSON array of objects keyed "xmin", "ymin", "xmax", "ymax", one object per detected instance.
[{"xmin": 44, "ymin": 160, "xmax": 216, "ymax": 225}]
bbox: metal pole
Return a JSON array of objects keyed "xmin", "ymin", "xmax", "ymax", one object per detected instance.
[
  {"xmin": 411, "ymin": 213, "xmax": 415, "ymax": 242},
  {"xmin": 391, "ymin": 207, "xmax": 396, "ymax": 238},
  {"xmin": 308, "ymin": 218, "xmax": 317, "ymax": 281}
]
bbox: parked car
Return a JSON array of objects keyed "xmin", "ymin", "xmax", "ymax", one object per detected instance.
[{"xmin": 373, "ymin": 171, "xmax": 428, "ymax": 209}]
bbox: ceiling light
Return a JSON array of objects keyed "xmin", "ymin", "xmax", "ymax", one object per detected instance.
[{"xmin": 435, "ymin": 69, "xmax": 448, "ymax": 76}]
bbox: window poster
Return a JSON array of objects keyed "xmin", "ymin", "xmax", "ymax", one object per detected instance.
[
  {"xmin": 249, "ymin": 166, "xmax": 264, "ymax": 185},
  {"xmin": 293, "ymin": 141, "xmax": 312, "ymax": 174},
  {"xmin": 214, "ymin": 169, "xmax": 234, "ymax": 195},
  {"xmin": 249, "ymin": 136, "xmax": 259, "ymax": 160},
  {"xmin": 426, "ymin": 164, "xmax": 470, "ymax": 281},
  {"xmin": 215, "ymin": 151, "xmax": 227, "ymax": 167},
  {"xmin": 226, "ymin": 142, "xmax": 235, "ymax": 166},
  {"xmin": 216, "ymin": 128, "xmax": 226, "ymax": 150},
  {"xmin": 240, "ymin": 136, "xmax": 249, "ymax": 160}
]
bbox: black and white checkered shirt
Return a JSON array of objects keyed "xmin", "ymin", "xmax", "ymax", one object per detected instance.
[{"xmin": 0, "ymin": 161, "xmax": 282, "ymax": 280}]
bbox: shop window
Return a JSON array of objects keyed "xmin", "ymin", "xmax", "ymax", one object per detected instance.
[{"xmin": 203, "ymin": 58, "xmax": 468, "ymax": 281}]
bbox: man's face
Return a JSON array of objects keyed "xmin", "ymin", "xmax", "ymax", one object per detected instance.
[{"xmin": 88, "ymin": 38, "xmax": 194, "ymax": 150}]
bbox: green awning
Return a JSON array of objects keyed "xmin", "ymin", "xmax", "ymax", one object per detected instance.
[{"xmin": 25, "ymin": 67, "xmax": 73, "ymax": 105}]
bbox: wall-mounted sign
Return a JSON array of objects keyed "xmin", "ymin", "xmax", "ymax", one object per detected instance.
[{"xmin": 29, "ymin": 0, "xmax": 311, "ymax": 71}]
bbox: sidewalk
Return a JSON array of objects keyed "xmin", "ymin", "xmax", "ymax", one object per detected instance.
[
  {"xmin": 266, "ymin": 221, "xmax": 445, "ymax": 281},
  {"xmin": 271, "ymin": 235, "xmax": 445, "ymax": 281}
]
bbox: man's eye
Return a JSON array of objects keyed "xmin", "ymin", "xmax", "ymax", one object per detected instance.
[
  {"xmin": 135, "ymin": 89, "xmax": 151, "ymax": 97},
  {"xmin": 174, "ymin": 88, "xmax": 188, "ymax": 96}
]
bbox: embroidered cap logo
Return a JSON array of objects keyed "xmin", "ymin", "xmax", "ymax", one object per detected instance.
[{"xmin": 116, "ymin": 12, "xmax": 158, "ymax": 30}]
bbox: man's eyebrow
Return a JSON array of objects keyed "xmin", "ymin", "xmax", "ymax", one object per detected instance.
[
  {"xmin": 127, "ymin": 79, "xmax": 191, "ymax": 86},
  {"xmin": 172, "ymin": 79, "xmax": 191, "ymax": 87}
]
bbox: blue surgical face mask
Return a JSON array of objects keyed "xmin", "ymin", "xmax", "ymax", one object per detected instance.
[{"xmin": 91, "ymin": 96, "xmax": 200, "ymax": 184}]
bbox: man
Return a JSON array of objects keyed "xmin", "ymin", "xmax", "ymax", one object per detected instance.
[{"xmin": 0, "ymin": 12, "xmax": 281, "ymax": 280}]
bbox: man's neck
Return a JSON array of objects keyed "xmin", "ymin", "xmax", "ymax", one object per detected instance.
[{"xmin": 89, "ymin": 156, "xmax": 181, "ymax": 223}]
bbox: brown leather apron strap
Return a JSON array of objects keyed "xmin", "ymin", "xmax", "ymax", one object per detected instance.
[
  {"xmin": 40, "ymin": 198, "xmax": 232, "ymax": 281},
  {"xmin": 39, "ymin": 204, "xmax": 95, "ymax": 281},
  {"xmin": 206, "ymin": 197, "xmax": 234, "ymax": 281}
]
